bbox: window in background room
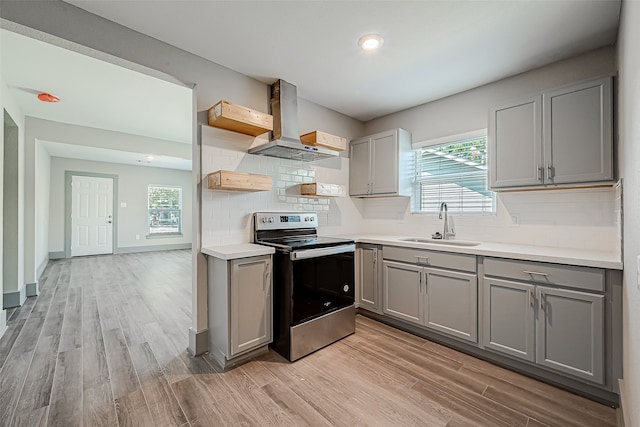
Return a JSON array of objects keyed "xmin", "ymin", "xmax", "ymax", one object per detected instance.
[
  {"xmin": 413, "ymin": 135, "xmax": 495, "ymax": 214},
  {"xmin": 148, "ymin": 185, "xmax": 182, "ymax": 235}
]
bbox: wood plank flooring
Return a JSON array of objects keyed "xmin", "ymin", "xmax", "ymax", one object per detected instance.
[{"xmin": 0, "ymin": 250, "xmax": 617, "ymax": 426}]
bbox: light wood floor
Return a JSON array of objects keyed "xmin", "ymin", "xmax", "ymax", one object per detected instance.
[{"xmin": 0, "ymin": 250, "xmax": 617, "ymax": 427}]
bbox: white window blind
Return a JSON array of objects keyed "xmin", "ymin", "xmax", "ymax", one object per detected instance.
[
  {"xmin": 148, "ymin": 185, "xmax": 182, "ymax": 235},
  {"xmin": 413, "ymin": 136, "xmax": 495, "ymax": 213}
]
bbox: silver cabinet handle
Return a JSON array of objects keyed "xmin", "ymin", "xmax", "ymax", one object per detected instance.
[
  {"xmin": 529, "ymin": 288, "xmax": 534, "ymax": 307},
  {"xmin": 414, "ymin": 255, "xmax": 429, "ymax": 263},
  {"xmin": 537, "ymin": 164, "xmax": 543, "ymax": 181},
  {"xmin": 523, "ymin": 270, "xmax": 549, "ymax": 277},
  {"xmin": 540, "ymin": 292, "xmax": 545, "ymax": 311},
  {"xmin": 547, "ymin": 164, "xmax": 554, "ymax": 180}
]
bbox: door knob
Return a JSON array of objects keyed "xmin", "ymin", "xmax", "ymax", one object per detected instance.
[{"xmin": 106, "ymin": 220, "xmax": 112, "ymax": 224}]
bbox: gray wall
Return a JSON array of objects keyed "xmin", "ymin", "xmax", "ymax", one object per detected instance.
[
  {"xmin": 364, "ymin": 46, "xmax": 615, "ymax": 143},
  {"xmin": 616, "ymin": 1, "xmax": 640, "ymax": 424},
  {"xmin": 49, "ymin": 157, "xmax": 192, "ymax": 254}
]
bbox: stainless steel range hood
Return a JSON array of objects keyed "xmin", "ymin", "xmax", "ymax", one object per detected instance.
[{"xmin": 249, "ymin": 79, "xmax": 338, "ymax": 161}]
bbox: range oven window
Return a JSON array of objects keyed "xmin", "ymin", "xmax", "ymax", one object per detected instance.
[{"xmin": 291, "ymin": 251, "xmax": 355, "ymax": 325}]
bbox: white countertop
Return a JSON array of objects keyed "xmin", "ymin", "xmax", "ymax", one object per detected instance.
[
  {"xmin": 201, "ymin": 243, "xmax": 274, "ymax": 260},
  {"xmin": 344, "ymin": 234, "xmax": 622, "ymax": 270}
]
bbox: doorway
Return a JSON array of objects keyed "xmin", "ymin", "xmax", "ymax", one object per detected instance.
[{"xmin": 65, "ymin": 172, "xmax": 118, "ymax": 257}]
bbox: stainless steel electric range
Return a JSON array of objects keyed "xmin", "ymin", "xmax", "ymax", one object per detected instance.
[{"xmin": 253, "ymin": 212, "xmax": 356, "ymax": 361}]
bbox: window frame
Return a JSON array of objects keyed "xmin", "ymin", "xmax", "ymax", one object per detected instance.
[
  {"xmin": 147, "ymin": 184, "xmax": 183, "ymax": 237},
  {"xmin": 411, "ymin": 130, "xmax": 495, "ymax": 215}
]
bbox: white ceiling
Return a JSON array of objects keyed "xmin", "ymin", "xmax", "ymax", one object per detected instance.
[
  {"xmin": 1, "ymin": 28, "xmax": 193, "ymax": 169},
  {"xmin": 40, "ymin": 140, "xmax": 192, "ymax": 171},
  {"xmin": 67, "ymin": 0, "xmax": 620, "ymax": 122}
]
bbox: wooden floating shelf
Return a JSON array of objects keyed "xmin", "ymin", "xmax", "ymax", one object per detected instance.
[
  {"xmin": 300, "ymin": 131, "xmax": 347, "ymax": 152},
  {"xmin": 207, "ymin": 100, "xmax": 273, "ymax": 137},
  {"xmin": 300, "ymin": 182, "xmax": 346, "ymax": 197},
  {"xmin": 207, "ymin": 170, "xmax": 272, "ymax": 192}
]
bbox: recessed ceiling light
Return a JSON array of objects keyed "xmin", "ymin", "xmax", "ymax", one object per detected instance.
[
  {"xmin": 358, "ymin": 34, "xmax": 383, "ymax": 51},
  {"xmin": 145, "ymin": 155, "xmax": 155, "ymax": 161}
]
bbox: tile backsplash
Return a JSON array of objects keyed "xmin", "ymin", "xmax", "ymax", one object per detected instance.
[{"xmin": 201, "ymin": 125, "xmax": 621, "ymax": 254}]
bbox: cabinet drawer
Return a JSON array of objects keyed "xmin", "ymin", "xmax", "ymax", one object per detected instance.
[
  {"xmin": 383, "ymin": 246, "xmax": 476, "ymax": 273},
  {"xmin": 483, "ymin": 258, "xmax": 604, "ymax": 292}
]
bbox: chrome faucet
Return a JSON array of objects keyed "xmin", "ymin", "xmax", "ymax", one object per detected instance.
[{"xmin": 438, "ymin": 202, "xmax": 456, "ymax": 240}]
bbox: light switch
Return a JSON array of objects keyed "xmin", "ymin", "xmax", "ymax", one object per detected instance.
[{"xmin": 120, "ymin": 202, "xmax": 127, "ymax": 208}]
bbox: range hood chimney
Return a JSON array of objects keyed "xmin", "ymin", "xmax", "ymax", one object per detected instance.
[{"xmin": 248, "ymin": 79, "xmax": 338, "ymax": 161}]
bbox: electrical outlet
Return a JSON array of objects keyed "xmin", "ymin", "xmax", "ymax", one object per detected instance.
[
  {"xmin": 121, "ymin": 202, "xmax": 127, "ymax": 208},
  {"xmin": 511, "ymin": 214, "xmax": 520, "ymax": 227},
  {"xmin": 135, "ymin": 234, "xmax": 140, "ymax": 240}
]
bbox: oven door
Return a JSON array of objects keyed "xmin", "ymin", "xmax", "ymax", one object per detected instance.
[{"xmin": 290, "ymin": 244, "xmax": 355, "ymax": 325}]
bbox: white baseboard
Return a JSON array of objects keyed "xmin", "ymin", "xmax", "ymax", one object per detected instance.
[{"xmin": 618, "ymin": 379, "xmax": 631, "ymax": 427}]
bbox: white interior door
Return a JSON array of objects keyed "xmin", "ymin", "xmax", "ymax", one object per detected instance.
[{"xmin": 71, "ymin": 175, "xmax": 114, "ymax": 257}]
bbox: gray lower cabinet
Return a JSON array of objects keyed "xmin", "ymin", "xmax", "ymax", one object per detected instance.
[
  {"xmin": 208, "ymin": 254, "xmax": 273, "ymax": 368},
  {"xmin": 536, "ymin": 286, "xmax": 604, "ymax": 384},
  {"xmin": 357, "ymin": 244, "xmax": 382, "ymax": 314},
  {"xmin": 482, "ymin": 258, "xmax": 605, "ymax": 385},
  {"xmin": 383, "ymin": 260, "xmax": 423, "ymax": 324},
  {"xmin": 425, "ymin": 268, "xmax": 477, "ymax": 343},
  {"xmin": 382, "ymin": 254, "xmax": 478, "ymax": 343},
  {"xmin": 483, "ymin": 277, "xmax": 535, "ymax": 362}
]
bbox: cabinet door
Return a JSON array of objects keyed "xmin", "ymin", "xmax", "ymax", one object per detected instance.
[
  {"xmin": 371, "ymin": 130, "xmax": 399, "ymax": 195},
  {"xmin": 536, "ymin": 286, "xmax": 604, "ymax": 384},
  {"xmin": 349, "ymin": 137, "xmax": 371, "ymax": 196},
  {"xmin": 489, "ymin": 96, "xmax": 543, "ymax": 188},
  {"xmin": 482, "ymin": 277, "xmax": 535, "ymax": 362},
  {"xmin": 543, "ymin": 77, "xmax": 613, "ymax": 185},
  {"xmin": 357, "ymin": 245, "xmax": 381, "ymax": 313},
  {"xmin": 382, "ymin": 260, "xmax": 423, "ymax": 324},
  {"xmin": 425, "ymin": 269, "xmax": 477, "ymax": 343},
  {"xmin": 229, "ymin": 255, "xmax": 272, "ymax": 356}
]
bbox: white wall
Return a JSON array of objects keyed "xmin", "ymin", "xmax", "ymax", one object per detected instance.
[
  {"xmin": 357, "ymin": 47, "xmax": 619, "ymax": 252},
  {"xmin": 35, "ymin": 141, "xmax": 50, "ymax": 277},
  {"xmin": 616, "ymin": 1, "xmax": 640, "ymax": 424},
  {"xmin": 49, "ymin": 157, "xmax": 191, "ymax": 253}
]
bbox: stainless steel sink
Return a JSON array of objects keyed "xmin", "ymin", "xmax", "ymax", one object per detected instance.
[{"xmin": 400, "ymin": 238, "xmax": 481, "ymax": 247}]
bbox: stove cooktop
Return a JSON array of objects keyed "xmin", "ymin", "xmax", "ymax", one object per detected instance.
[{"xmin": 257, "ymin": 235, "xmax": 354, "ymax": 251}]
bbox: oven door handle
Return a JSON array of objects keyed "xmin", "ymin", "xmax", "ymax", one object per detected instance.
[{"xmin": 290, "ymin": 244, "xmax": 356, "ymax": 261}]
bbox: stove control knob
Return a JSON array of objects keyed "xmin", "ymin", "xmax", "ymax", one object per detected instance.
[{"xmin": 268, "ymin": 217, "xmax": 274, "ymax": 223}]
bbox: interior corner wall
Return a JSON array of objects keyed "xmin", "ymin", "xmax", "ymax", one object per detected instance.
[
  {"xmin": 616, "ymin": 1, "xmax": 640, "ymax": 425},
  {"xmin": 49, "ymin": 157, "xmax": 192, "ymax": 254},
  {"xmin": 1, "ymin": 79, "xmax": 26, "ymax": 308}
]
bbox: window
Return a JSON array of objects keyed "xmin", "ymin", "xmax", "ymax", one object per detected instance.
[
  {"xmin": 148, "ymin": 185, "xmax": 182, "ymax": 235},
  {"xmin": 413, "ymin": 135, "xmax": 494, "ymax": 214}
]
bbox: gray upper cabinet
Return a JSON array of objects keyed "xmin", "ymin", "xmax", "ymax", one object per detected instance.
[
  {"xmin": 489, "ymin": 76, "xmax": 613, "ymax": 189},
  {"xmin": 357, "ymin": 244, "xmax": 382, "ymax": 314},
  {"xmin": 489, "ymin": 96, "xmax": 543, "ymax": 188},
  {"xmin": 349, "ymin": 128, "xmax": 412, "ymax": 197},
  {"xmin": 543, "ymin": 77, "xmax": 613, "ymax": 184}
]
